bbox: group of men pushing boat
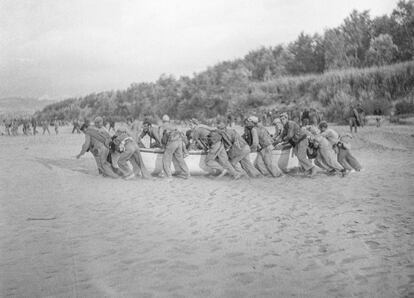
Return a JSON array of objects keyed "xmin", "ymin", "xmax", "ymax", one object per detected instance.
[{"xmin": 76, "ymin": 112, "xmax": 362, "ymax": 180}]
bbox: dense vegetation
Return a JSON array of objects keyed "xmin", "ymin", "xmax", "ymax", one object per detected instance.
[{"xmin": 36, "ymin": 0, "xmax": 414, "ymax": 123}]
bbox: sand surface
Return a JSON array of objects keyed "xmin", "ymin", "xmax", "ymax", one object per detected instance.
[{"xmin": 1, "ymin": 125, "xmax": 413, "ymax": 297}]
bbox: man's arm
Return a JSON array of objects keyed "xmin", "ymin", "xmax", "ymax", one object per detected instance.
[
  {"xmin": 250, "ymin": 127, "xmax": 259, "ymax": 151},
  {"xmin": 282, "ymin": 123, "xmax": 295, "ymax": 142},
  {"xmin": 152, "ymin": 127, "xmax": 163, "ymax": 146},
  {"xmin": 77, "ymin": 135, "xmax": 91, "ymax": 158},
  {"xmin": 139, "ymin": 129, "xmax": 147, "ymax": 140}
]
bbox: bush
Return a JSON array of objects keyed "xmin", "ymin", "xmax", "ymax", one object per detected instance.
[{"xmin": 395, "ymin": 100, "xmax": 414, "ymax": 115}]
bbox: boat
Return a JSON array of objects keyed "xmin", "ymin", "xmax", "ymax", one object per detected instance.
[{"xmin": 140, "ymin": 147, "xmax": 299, "ymax": 175}]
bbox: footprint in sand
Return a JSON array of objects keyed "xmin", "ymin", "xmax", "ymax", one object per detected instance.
[
  {"xmin": 365, "ymin": 240, "xmax": 380, "ymax": 249},
  {"xmin": 231, "ymin": 272, "xmax": 257, "ymax": 284},
  {"xmin": 341, "ymin": 255, "xmax": 368, "ymax": 264}
]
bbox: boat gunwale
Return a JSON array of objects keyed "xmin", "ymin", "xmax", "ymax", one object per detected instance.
[{"xmin": 140, "ymin": 147, "xmax": 291, "ymax": 156}]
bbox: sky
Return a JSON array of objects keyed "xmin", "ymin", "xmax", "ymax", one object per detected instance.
[{"xmin": 0, "ymin": 0, "xmax": 398, "ymax": 100}]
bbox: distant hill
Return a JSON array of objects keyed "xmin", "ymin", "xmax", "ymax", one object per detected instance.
[{"xmin": 0, "ymin": 97, "xmax": 56, "ymax": 116}]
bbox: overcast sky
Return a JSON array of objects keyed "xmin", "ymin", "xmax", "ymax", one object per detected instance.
[{"xmin": 0, "ymin": 0, "xmax": 398, "ymax": 99}]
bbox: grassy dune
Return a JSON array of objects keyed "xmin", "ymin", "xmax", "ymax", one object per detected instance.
[{"xmin": 254, "ymin": 61, "xmax": 414, "ymax": 121}]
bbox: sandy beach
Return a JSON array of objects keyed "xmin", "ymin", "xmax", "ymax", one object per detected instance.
[{"xmin": 1, "ymin": 124, "xmax": 413, "ymax": 297}]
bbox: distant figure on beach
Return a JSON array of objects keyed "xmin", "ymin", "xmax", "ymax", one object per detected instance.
[
  {"xmin": 42, "ymin": 120, "xmax": 50, "ymax": 135},
  {"xmin": 11, "ymin": 119, "xmax": 19, "ymax": 136},
  {"xmin": 301, "ymin": 108, "xmax": 310, "ymax": 126},
  {"xmin": 31, "ymin": 118, "xmax": 38, "ymax": 135},
  {"xmin": 4, "ymin": 119, "xmax": 12, "ymax": 136},
  {"xmin": 349, "ymin": 105, "xmax": 361, "ymax": 133},
  {"xmin": 22, "ymin": 119, "xmax": 30, "ymax": 135},
  {"xmin": 54, "ymin": 118, "xmax": 59, "ymax": 135},
  {"xmin": 356, "ymin": 103, "xmax": 366, "ymax": 127},
  {"xmin": 374, "ymin": 108, "xmax": 383, "ymax": 127},
  {"xmin": 72, "ymin": 119, "xmax": 81, "ymax": 134}
]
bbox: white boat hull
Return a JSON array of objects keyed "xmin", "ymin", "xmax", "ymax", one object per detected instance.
[{"xmin": 140, "ymin": 148, "xmax": 298, "ymax": 175}]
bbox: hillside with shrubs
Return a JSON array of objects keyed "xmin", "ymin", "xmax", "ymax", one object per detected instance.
[{"xmin": 36, "ymin": 0, "xmax": 414, "ymax": 123}]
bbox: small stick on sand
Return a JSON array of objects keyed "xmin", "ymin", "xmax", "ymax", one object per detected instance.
[{"xmin": 26, "ymin": 217, "xmax": 57, "ymax": 221}]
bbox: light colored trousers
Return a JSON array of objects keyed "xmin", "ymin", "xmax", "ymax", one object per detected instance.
[
  {"xmin": 163, "ymin": 140, "xmax": 189, "ymax": 177},
  {"xmin": 92, "ymin": 146, "xmax": 119, "ymax": 178},
  {"xmin": 113, "ymin": 141, "xmax": 150, "ymax": 178},
  {"xmin": 229, "ymin": 145, "xmax": 261, "ymax": 177},
  {"xmin": 338, "ymin": 147, "xmax": 362, "ymax": 171},
  {"xmin": 293, "ymin": 138, "xmax": 314, "ymax": 172},
  {"xmin": 254, "ymin": 145, "xmax": 281, "ymax": 177},
  {"xmin": 315, "ymin": 145, "xmax": 343, "ymax": 171},
  {"xmin": 205, "ymin": 142, "xmax": 237, "ymax": 176}
]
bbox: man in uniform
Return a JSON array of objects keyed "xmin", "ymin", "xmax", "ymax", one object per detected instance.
[
  {"xmin": 31, "ymin": 118, "xmax": 38, "ymax": 135},
  {"xmin": 110, "ymin": 126, "xmax": 151, "ymax": 180},
  {"xmin": 301, "ymin": 108, "xmax": 310, "ymax": 126},
  {"xmin": 72, "ymin": 119, "xmax": 81, "ymax": 134},
  {"xmin": 278, "ymin": 113, "xmax": 317, "ymax": 176},
  {"xmin": 272, "ymin": 118, "xmax": 284, "ymax": 143},
  {"xmin": 216, "ymin": 119, "xmax": 261, "ymax": 178},
  {"xmin": 189, "ymin": 119, "xmax": 213, "ymax": 150},
  {"xmin": 42, "ymin": 119, "xmax": 50, "ymax": 135},
  {"xmin": 54, "ymin": 118, "xmax": 59, "ymax": 135},
  {"xmin": 76, "ymin": 117, "xmax": 119, "ymax": 178},
  {"xmin": 319, "ymin": 121, "xmax": 361, "ymax": 174},
  {"xmin": 160, "ymin": 115, "xmax": 189, "ymax": 180},
  {"xmin": 205, "ymin": 129, "xmax": 241, "ymax": 179},
  {"xmin": 139, "ymin": 119, "xmax": 163, "ymax": 148},
  {"xmin": 246, "ymin": 116, "xmax": 282, "ymax": 177}
]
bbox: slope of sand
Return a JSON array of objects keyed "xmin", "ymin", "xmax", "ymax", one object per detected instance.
[{"xmin": 1, "ymin": 125, "xmax": 413, "ymax": 297}]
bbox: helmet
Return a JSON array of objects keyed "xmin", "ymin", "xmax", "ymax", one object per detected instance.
[
  {"xmin": 162, "ymin": 115, "xmax": 170, "ymax": 122},
  {"xmin": 247, "ymin": 116, "xmax": 259, "ymax": 124},
  {"xmin": 318, "ymin": 121, "xmax": 328, "ymax": 129},
  {"xmin": 279, "ymin": 112, "xmax": 288, "ymax": 119},
  {"xmin": 272, "ymin": 118, "xmax": 281, "ymax": 125},
  {"xmin": 94, "ymin": 116, "xmax": 103, "ymax": 124}
]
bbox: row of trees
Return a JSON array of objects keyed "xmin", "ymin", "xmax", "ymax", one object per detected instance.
[{"xmin": 37, "ymin": 1, "xmax": 414, "ymax": 122}]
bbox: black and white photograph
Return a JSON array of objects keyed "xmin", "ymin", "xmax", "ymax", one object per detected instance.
[{"xmin": 1, "ymin": 0, "xmax": 413, "ymax": 297}]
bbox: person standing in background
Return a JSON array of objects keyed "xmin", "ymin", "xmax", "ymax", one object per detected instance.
[
  {"xmin": 54, "ymin": 118, "xmax": 59, "ymax": 135},
  {"xmin": 42, "ymin": 119, "xmax": 50, "ymax": 135},
  {"xmin": 31, "ymin": 118, "xmax": 38, "ymax": 135}
]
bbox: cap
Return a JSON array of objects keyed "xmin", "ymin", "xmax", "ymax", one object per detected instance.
[
  {"xmin": 94, "ymin": 116, "xmax": 103, "ymax": 123},
  {"xmin": 143, "ymin": 118, "xmax": 152, "ymax": 125},
  {"xmin": 272, "ymin": 118, "xmax": 282, "ymax": 125},
  {"xmin": 318, "ymin": 121, "xmax": 328, "ymax": 129},
  {"xmin": 279, "ymin": 112, "xmax": 288, "ymax": 119},
  {"xmin": 247, "ymin": 116, "xmax": 259, "ymax": 124}
]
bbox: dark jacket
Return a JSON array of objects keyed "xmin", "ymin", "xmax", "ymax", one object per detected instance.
[{"xmin": 281, "ymin": 120, "xmax": 307, "ymax": 146}]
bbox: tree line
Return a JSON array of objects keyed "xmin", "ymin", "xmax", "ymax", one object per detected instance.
[{"xmin": 36, "ymin": 0, "xmax": 414, "ymax": 122}]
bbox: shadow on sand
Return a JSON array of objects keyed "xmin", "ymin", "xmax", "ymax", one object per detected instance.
[{"xmin": 33, "ymin": 157, "xmax": 94, "ymax": 175}]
